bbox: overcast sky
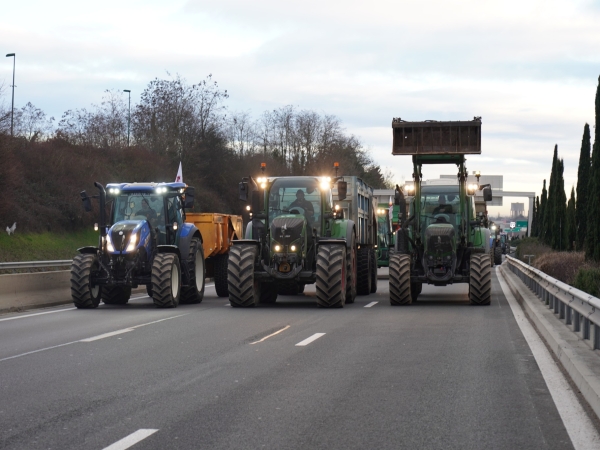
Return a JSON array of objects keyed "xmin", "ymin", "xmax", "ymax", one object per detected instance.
[{"xmin": 2, "ymin": 0, "xmax": 599, "ymax": 214}]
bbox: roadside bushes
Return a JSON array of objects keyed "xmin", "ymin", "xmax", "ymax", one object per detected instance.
[{"xmin": 573, "ymin": 268, "xmax": 600, "ymax": 297}]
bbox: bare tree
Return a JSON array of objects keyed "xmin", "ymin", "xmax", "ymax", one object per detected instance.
[
  {"xmin": 132, "ymin": 74, "xmax": 229, "ymax": 161},
  {"xmin": 226, "ymin": 110, "xmax": 257, "ymax": 156},
  {"xmin": 56, "ymin": 90, "xmax": 127, "ymax": 148},
  {"xmin": 14, "ymin": 102, "xmax": 55, "ymax": 142}
]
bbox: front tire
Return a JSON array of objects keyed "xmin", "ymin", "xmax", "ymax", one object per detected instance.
[
  {"xmin": 228, "ymin": 245, "xmax": 260, "ymax": 307},
  {"xmin": 259, "ymin": 283, "xmax": 278, "ymax": 304},
  {"xmin": 151, "ymin": 253, "xmax": 181, "ymax": 308},
  {"xmin": 316, "ymin": 244, "xmax": 346, "ymax": 308},
  {"xmin": 356, "ymin": 246, "xmax": 372, "ymax": 295},
  {"xmin": 101, "ymin": 286, "xmax": 131, "ymax": 305},
  {"xmin": 494, "ymin": 246, "xmax": 503, "ymax": 265},
  {"xmin": 180, "ymin": 237, "xmax": 205, "ymax": 304},
  {"xmin": 71, "ymin": 254, "xmax": 101, "ymax": 309},
  {"xmin": 469, "ymin": 253, "xmax": 492, "ymax": 305},
  {"xmin": 345, "ymin": 232, "xmax": 357, "ymax": 304},
  {"xmin": 390, "ymin": 253, "xmax": 412, "ymax": 305},
  {"xmin": 370, "ymin": 247, "xmax": 378, "ymax": 293},
  {"xmin": 214, "ymin": 253, "xmax": 229, "ymax": 297}
]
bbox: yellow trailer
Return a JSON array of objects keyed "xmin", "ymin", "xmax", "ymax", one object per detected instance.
[{"xmin": 185, "ymin": 213, "xmax": 243, "ymax": 297}]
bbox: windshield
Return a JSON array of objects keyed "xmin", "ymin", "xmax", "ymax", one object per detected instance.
[
  {"xmin": 420, "ymin": 188, "xmax": 460, "ymax": 227},
  {"xmin": 112, "ymin": 193, "xmax": 164, "ymax": 228},
  {"xmin": 378, "ymin": 214, "xmax": 390, "ymax": 248},
  {"xmin": 268, "ymin": 178, "xmax": 322, "ymax": 232}
]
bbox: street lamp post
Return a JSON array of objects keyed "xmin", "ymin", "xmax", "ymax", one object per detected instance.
[
  {"xmin": 123, "ymin": 89, "xmax": 131, "ymax": 146},
  {"xmin": 6, "ymin": 53, "xmax": 15, "ymax": 137}
]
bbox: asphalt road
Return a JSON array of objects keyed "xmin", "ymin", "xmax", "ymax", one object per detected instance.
[{"xmin": 0, "ymin": 271, "xmax": 586, "ymax": 449}]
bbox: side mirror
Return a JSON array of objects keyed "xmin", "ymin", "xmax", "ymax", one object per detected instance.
[
  {"xmin": 80, "ymin": 191, "xmax": 92, "ymax": 212},
  {"xmin": 184, "ymin": 187, "xmax": 195, "ymax": 209},
  {"xmin": 483, "ymin": 186, "xmax": 492, "ymax": 202},
  {"xmin": 337, "ymin": 181, "xmax": 347, "ymax": 201},
  {"xmin": 239, "ymin": 182, "xmax": 248, "ymax": 201}
]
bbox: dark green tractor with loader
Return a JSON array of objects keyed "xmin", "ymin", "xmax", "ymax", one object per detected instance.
[{"xmin": 389, "ymin": 118, "xmax": 494, "ymax": 305}]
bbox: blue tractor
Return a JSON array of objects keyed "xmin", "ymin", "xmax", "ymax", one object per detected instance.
[{"xmin": 71, "ymin": 182, "xmax": 205, "ymax": 308}]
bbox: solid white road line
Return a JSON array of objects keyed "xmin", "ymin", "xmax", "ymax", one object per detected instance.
[
  {"xmin": 250, "ymin": 325, "xmax": 290, "ymax": 344},
  {"xmin": 0, "ymin": 308, "xmax": 76, "ymax": 322},
  {"xmin": 364, "ymin": 301, "xmax": 378, "ymax": 308},
  {"xmin": 0, "ymin": 340, "xmax": 80, "ymax": 362},
  {"xmin": 295, "ymin": 333, "xmax": 326, "ymax": 346},
  {"xmin": 497, "ymin": 268, "xmax": 600, "ymax": 450},
  {"xmin": 80, "ymin": 328, "xmax": 135, "ymax": 342},
  {"xmin": 102, "ymin": 429, "xmax": 158, "ymax": 450},
  {"xmin": 0, "ymin": 315, "xmax": 188, "ymax": 362}
]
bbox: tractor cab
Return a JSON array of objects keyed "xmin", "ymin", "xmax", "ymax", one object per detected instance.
[{"xmin": 106, "ymin": 182, "xmax": 187, "ymax": 253}]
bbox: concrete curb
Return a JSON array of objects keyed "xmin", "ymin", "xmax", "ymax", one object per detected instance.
[
  {"xmin": 499, "ymin": 264, "xmax": 600, "ymax": 420},
  {"xmin": 0, "ymin": 271, "xmax": 215, "ymax": 314}
]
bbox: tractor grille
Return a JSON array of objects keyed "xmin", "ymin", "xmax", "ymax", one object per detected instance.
[
  {"xmin": 425, "ymin": 224, "xmax": 455, "ymax": 238},
  {"xmin": 271, "ymin": 217, "xmax": 304, "ymax": 246}
]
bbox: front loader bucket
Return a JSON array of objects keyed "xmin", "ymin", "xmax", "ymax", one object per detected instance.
[{"xmin": 392, "ymin": 119, "xmax": 481, "ymax": 155}]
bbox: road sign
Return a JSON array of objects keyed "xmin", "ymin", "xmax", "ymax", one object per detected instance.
[
  {"xmin": 510, "ymin": 222, "xmax": 516, "ymax": 229},
  {"xmin": 516, "ymin": 220, "xmax": 528, "ymax": 228},
  {"xmin": 506, "ymin": 227, "xmax": 521, "ymax": 232}
]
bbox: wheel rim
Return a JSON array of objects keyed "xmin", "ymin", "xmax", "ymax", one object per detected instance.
[
  {"xmin": 171, "ymin": 262, "xmax": 180, "ymax": 298},
  {"xmin": 91, "ymin": 284, "xmax": 100, "ymax": 298},
  {"xmin": 195, "ymin": 250, "xmax": 204, "ymax": 291}
]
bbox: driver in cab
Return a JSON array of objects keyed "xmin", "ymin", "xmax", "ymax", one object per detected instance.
[
  {"xmin": 289, "ymin": 189, "xmax": 315, "ymax": 219},
  {"xmin": 136, "ymin": 198, "xmax": 158, "ymax": 227}
]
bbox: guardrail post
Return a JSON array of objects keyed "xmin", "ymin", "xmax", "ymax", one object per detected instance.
[
  {"xmin": 594, "ymin": 323, "xmax": 600, "ymax": 350},
  {"xmin": 584, "ymin": 317, "xmax": 590, "ymax": 341},
  {"xmin": 560, "ymin": 301, "xmax": 565, "ymax": 320},
  {"xmin": 554, "ymin": 295, "xmax": 560, "ymax": 314},
  {"xmin": 574, "ymin": 311, "xmax": 581, "ymax": 333},
  {"xmin": 566, "ymin": 306, "xmax": 572, "ymax": 325}
]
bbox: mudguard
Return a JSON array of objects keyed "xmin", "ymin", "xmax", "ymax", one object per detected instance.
[{"xmin": 178, "ymin": 224, "xmax": 201, "ymax": 258}]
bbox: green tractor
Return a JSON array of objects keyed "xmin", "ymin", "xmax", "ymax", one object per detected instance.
[
  {"xmin": 389, "ymin": 118, "xmax": 493, "ymax": 305},
  {"xmin": 227, "ymin": 165, "xmax": 377, "ymax": 308}
]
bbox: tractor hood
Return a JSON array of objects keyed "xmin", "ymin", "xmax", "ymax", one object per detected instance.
[
  {"xmin": 271, "ymin": 215, "xmax": 305, "ymax": 246},
  {"xmin": 424, "ymin": 224, "xmax": 455, "ymax": 255},
  {"xmin": 107, "ymin": 220, "xmax": 150, "ymax": 254}
]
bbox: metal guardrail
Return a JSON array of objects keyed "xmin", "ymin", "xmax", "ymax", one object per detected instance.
[
  {"xmin": 0, "ymin": 260, "xmax": 72, "ymax": 270},
  {"xmin": 506, "ymin": 255, "xmax": 600, "ymax": 350}
]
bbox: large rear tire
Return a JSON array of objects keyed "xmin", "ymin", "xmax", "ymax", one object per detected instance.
[
  {"xmin": 494, "ymin": 246, "xmax": 503, "ymax": 266},
  {"xmin": 345, "ymin": 232, "xmax": 357, "ymax": 304},
  {"xmin": 228, "ymin": 245, "xmax": 260, "ymax": 307},
  {"xmin": 356, "ymin": 246, "xmax": 372, "ymax": 295},
  {"xmin": 151, "ymin": 253, "xmax": 181, "ymax": 308},
  {"xmin": 214, "ymin": 253, "xmax": 229, "ymax": 297},
  {"xmin": 316, "ymin": 244, "xmax": 346, "ymax": 308},
  {"xmin": 370, "ymin": 247, "xmax": 378, "ymax": 293},
  {"xmin": 101, "ymin": 286, "xmax": 131, "ymax": 305},
  {"xmin": 181, "ymin": 237, "xmax": 205, "ymax": 304},
  {"xmin": 71, "ymin": 254, "xmax": 101, "ymax": 309},
  {"xmin": 390, "ymin": 253, "xmax": 412, "ymax": 305},
  {"xmin": 469, "ymin": 253, "xmax": 492, "ymax": 305}
]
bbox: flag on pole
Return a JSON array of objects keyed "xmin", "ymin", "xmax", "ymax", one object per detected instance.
[{"xmin": 175, "ymin": 162, "xmax": 183, "ymax": 183}]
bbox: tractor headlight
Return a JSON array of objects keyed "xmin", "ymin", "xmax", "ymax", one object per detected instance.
[
  {"xmin": 274, "ymin": 244, "xmax": 282, "ymax": 252},
  {"xmin": 290, "ymin": 245, "xmax": 297, "ymax": 252},
  {"xmin": 126, "ymin": 233, "xmax": 138, "ymax": 252},
  {"xmin": 106, "ymin": 235, "xmax": 115, "ymax": 252}
]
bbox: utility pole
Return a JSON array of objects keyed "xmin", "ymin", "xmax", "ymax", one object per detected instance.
[
  {"xmin": 6, "ymin": 53, "xmax": 15, "ymax": 137},
  {"xmin": 123, "ymin": 89, "xmax": 131, "ymax": 146}
]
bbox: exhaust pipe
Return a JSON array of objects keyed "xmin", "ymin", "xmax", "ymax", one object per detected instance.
[{"xmin": 94, "ymin": 182, "xmax": 107, "ymax": 237}]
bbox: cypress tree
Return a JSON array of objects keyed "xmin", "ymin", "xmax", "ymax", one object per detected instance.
[
  {"xmin": 533, "ymin": 196, "xmax": 540, "ymax": 237},
  {"xmin": 539, "ymin": 180, "xmax": 547, "ymax": 240},
  {"xmin": 576, "ymin": 124, "xmax": 591, "ymax": 250},
  {"xmin": 586, "ymin": 76, "xmax": 600, "ymax": 261},
  {"xmin": 553, "ymin": 159, "xmax": 567, "ymax": 250},
  {"xmin": 531, "ymin": 196, "xmax": 538, "ymax": 237},
  {"xmin": 543, "ymin": 145, "xmax": 559, "ymax": 245},
  {"xmin": 566, "ymin": 186, "xmax": 576, "ymax": 251}
]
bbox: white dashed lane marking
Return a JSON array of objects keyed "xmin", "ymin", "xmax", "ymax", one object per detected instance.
[
  {"xmin": 295, "ymin": 333, "xmax": 326, "ymax": 346},
  {"xmin": 102, "ymin": 429, "xmax": 158, "ymax": 450},
  {"xmin": 364, "ymin": 301, "xmax": 378, "ymax": 308}
]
